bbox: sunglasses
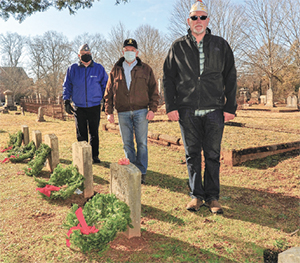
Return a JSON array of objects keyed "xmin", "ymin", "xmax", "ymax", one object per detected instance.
[{"xmin": 190, "ymin": 15, "xmax": 208, "ymax": 21}]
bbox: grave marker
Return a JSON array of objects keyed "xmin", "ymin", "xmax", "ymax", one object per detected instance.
[
  {"xmin": 110, "ymin": 162, "xmax": 141, "ymax": 238},
  {"xmin": 265, "ymin": 89, "xmax": 273, "ymax": 107},
  {"xmin": 72, "ymin": 141, "xmax": 94, "ymax": 198},
  {"xmin": 32, "ymin": 130, "xmax": 42, "ymax": 149},
  {"xmin": 286, "ymin": 95, "xmax": 298, "ymax": 109},
  {"xmin": 44, "ymin": 134, "xmax": 59, "ymax": 172},
  {"xmin": 37, "ymin": 107, "xmax": 45, "ymax": 122},
  {"xmin": 21, "ymin": 125, "xmax": 29, "ymax": 145},
  {"xmin": 278, "ymin": 247, "xmax": 300, "ymax": 263}
]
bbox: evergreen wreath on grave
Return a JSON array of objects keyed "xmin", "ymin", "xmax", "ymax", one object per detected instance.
[
  {"xmin": 64, "ymin": 193, "xmax": 133, "ymax": 254},
  {"xmin": 0, "ymin": 130, "xmax": 23, "ymax": 152},
  {"xmin": 9, "ymin": 130, "xmax": 23, "ymax": 148},
  {"xmin": 25, "ymin": 143, "xmax": 51, "ymax": 176},
  {"xmin": 7, "ymin": 141, "xmax": 36, "ymax": 163},
  {"xmin": 34, "ymin": 164, "xmax": 85, "ymax": 200}
]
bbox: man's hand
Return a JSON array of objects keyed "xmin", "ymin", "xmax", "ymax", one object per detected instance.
[
  {"xmin": 224, "ymin": 112, "xmax": 235, "ymax": 122},
  {"xmin": 107, "ymin": 114, "xmax": 114, "ymax": 123},
  {"xmin": 64, "ymin": 100, "xmax": 74, "ymax": 115},
  {"xmin": 167, "ymin": 110, "xmax": 179, "ymax": 121},
  {"xmin": 146, "ymin": 111, "xmax": 154, "ymax": 120}
]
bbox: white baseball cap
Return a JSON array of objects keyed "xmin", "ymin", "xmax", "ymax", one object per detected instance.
[{"xmin": 190, "ymin": 0, "xmax": 208, "ymax": 14}]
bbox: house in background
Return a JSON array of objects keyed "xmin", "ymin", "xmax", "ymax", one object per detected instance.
[{"xmin": 0, "ymin": 67, "xmax": 33, "ymax": 104}]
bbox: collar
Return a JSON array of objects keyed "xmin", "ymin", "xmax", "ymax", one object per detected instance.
[{"xmin": 78, "ymin": 60, "xmax": 94, "ymax": 67}]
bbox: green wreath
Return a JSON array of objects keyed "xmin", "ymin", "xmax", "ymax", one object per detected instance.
[
  {"xmin": 1, "ymin": 130, "xmax": 23, "ymax": 152},
  {"xmin": 8, "ymin": 141, "xmax": 36, "ymax": 163},
  {"xmin": 9, "ymin": 130, "xmax": 23, "ymax": 148},
  {"xmin": 34, "ymin": 164, "xmax": 85, "ymax": 199},
  {"xmin": 25, "ymin": 143, "xmax": 51, "ymax": 176},
  {"xmin": 64, "ymin": 193, "xmax": 133, "ymax": 253}
]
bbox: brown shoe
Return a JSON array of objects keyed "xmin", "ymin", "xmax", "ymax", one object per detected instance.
[
  {"xmin": 205, "ymin": 200, "xmax": 224, "ymax": 214},
  {"xmin": 186, "ymin": 198, "xmax": 204, "ymax": 211}
]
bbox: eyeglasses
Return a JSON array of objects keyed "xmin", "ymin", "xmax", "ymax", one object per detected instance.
[{"xmin": 189, "ymin": 15, "xmax": 208, "ymax": 21}]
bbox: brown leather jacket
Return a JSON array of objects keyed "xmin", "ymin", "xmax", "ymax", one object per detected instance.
[{"xmin": 104, "ymin": 57, "xmax": 159, "ymax": 114}]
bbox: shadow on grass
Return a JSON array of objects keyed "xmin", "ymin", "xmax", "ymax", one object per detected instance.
[
  {"xmin": 146, "ymin": 169, "xmax": 189, "ymax": 195},
  {"xmin": 142, "ymin": 204, "xmax": 185, "ymax": 226},
  {"xmin": 59, "ymin": 158, "xmax": 72, "ymax": 165},
  {"xmin": 240, "ymin": 149, "xmax": 300, "ymax": 169},
  {"xmin": 97, "ymin": 160, "xmax": 111, "ymax": 168},
  {"xmin": 90, "ymin": 230, "xmax": 251, "ymax": 263},
  {"xmin": 93, "ymin": 174, "xmax": 109, "ymax": 185},
  {"xmin": 145, "ymin": 169, "xmax": 298, "ymax": 233},
  {"xmin": 220, "ymin": 185, "xmax": 299, "ymax": 233}
]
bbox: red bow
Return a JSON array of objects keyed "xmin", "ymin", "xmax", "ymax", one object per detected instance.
[
  {"xmin": 0, "ymin": 146, "xmax": 12, "ymax": 153},
  {"xmin": 0, "ymin": 155, "xmax": 16, "ymax": 164},
  {"xmin": 66, "ymin": 207, "xmax": 99, "ymax": 247},
  {"xmin": 36, "ymin": 184, "xmax": 61, "ymax": 197},
  {"xmin": 118, "ymin": 157, "xmax": 130, "ymax": 165}
]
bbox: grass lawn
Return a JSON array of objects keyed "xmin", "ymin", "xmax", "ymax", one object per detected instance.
[{"xmin": 0, "ymin": 110, "xmax": 299, "ymax": 262}]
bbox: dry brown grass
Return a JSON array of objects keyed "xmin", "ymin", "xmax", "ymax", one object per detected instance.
[{"xmin": 0, "ymin": 109, "xmax": 299, "ymax": 263}]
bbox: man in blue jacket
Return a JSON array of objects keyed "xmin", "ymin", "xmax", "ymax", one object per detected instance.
[
  {"xmin": 163, "ymin": 0, "xmax": 237, "ymax": 214},
  {"xmin": 63, "ymin": 44, "xmax": 108, "ymax": 163}
]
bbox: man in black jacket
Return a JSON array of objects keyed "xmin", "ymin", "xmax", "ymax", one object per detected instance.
[{"xmin": 163, "ymin": 0, "xmax": 237, "ymax": 214}]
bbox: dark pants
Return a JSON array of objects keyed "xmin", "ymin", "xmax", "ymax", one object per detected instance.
[
  {"xmin": 179, "ymin": 108, "xmax": 224, "ymax": 202},
  {"xmin": 74, "ymin": 105, "xmax": 101, "ymax": 158}
]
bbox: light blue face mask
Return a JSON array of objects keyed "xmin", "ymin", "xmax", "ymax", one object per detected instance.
[{"xmin": 124, "ymin": 51, "xmax": 136, "ymax": 63}]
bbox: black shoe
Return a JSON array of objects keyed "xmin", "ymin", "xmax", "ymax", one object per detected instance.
[
  {"xmin": 141, "ymin": 174, "xmax": 146, "ymax": 184},
  {"xmin": 92, "ymin": 157, "xmax": 101, "ymax": 164}
]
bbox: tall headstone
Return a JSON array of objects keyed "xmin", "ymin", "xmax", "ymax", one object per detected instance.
[
  {"xmin": 32, "ymin": 130, "xmax": 42, "ymax": 149},
  {"xmin": 278, "ymin": 247, "xmax": 300, "ymax": 263},
  {"xmin": 72, "ymin": 141, "xmax": 94, "ymax": 198},
  {"xmin": 110, "ymin": 162, "xmax": 141, "ymax": 238},
  {"xmin": 3, "ymin": 90, "xmax": 17, "ymax": 110},
  {"xmin": 21, "ymin": 125, "xmax": 29, "ymax": 146},
  {"xmin": 44, "ymin": 134, "xmax": 59, "ymax": 173},
  {"xmin": 265, "ymin": 89, "xmax": 273, "ymax": 107}
]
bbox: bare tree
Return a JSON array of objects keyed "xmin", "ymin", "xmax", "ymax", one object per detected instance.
[
  {"xmin": 0, "ymin": 32, "xmax": 31, "ymax": 101},
  {"xmin": 134, "ymin": 24, "xmax": 169, "ymax": 80},
  {"xmin": 104, "ymin": 22, "xmax": 131, "ymax": 72},
  {"xmin": 0, "ymin": 0, "xmax": 129, "ymax": 22},
  {"xmin": 0, "ymin": 32, "xmax": 25, "ymax": 67},
  {"xmin": 72, "ymin": 33, "xmax": 108, "ymax": 67},
  {"xmin": 167, "ymin": 0, "xmax": 247, "ymax": 53},
  {"xmin": 282, "ymin": 0, "xmax": 300, "ymax": 68},
  {"xmin": 240, "ymin": 0, "xmax": 289, "ymax": 95},
  {"xmin": 27, "ymin": 31, "xmax": 72, "ymax": 99}
]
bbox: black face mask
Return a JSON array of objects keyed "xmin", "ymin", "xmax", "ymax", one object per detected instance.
[{"xmin": 81, "ymin": 54, "xmax": 92, "ymax": 63}]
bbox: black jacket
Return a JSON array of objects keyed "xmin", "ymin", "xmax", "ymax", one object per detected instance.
[{"xmin": 163, "ymin": 28, "xmax": 237, "ymax": 114}]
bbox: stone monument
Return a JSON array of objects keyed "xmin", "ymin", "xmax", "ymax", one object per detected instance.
[
  {"xmin": 3, "ymin": 90, "xmax": 17, "ymax": 110},
  {"xmin": 265, "ymin": 89, "xmax": 273, "ymax": 107},
  {"xmin": 36, "ymin": 107, "xmax": 45, "ymax": 122}
]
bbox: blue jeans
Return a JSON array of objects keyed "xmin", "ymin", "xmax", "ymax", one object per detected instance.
[
  {"xmin": 118, "ymin": 109, "xmax": 148, "ymax": 174},
  {"xmin": 179, "ymin": 108, "xmax": 224, "ymax": 202}
]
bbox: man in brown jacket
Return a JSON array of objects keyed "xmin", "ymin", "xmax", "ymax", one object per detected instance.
[{"xmin": 104, "ymin": 38, "xmax": 159, "ymax": 184}]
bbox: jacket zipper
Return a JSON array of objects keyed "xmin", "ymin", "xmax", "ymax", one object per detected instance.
[
  {"xmin": 85, "ymin": 67, "xmax": 88, "ymax": 107},
  {"xmin": 192, "ymin": 39, "xmax": 201, "ymax": 109}
]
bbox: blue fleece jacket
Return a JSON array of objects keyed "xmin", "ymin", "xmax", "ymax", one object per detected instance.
[{"xmin": 63, "ymin": 61, "xmax": 108, "ymax": 108}]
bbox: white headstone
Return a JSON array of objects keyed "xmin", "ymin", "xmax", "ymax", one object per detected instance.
[{"xmin": 278, "ymin": 247, "xmax": 300, "ymax": 263}]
